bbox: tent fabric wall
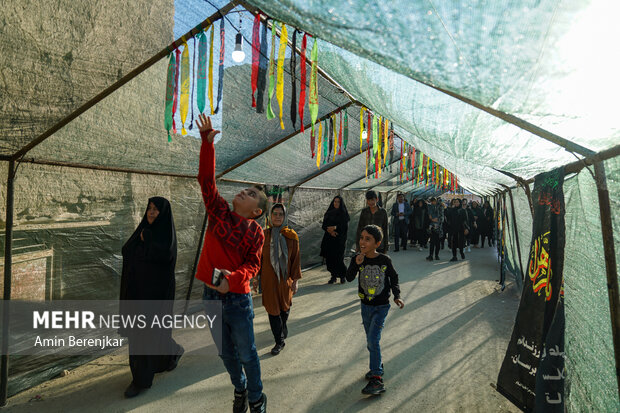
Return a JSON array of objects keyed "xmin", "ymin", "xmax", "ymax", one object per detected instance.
[{"xmin": 563, "ymin": 158, "xmax": 620, "ymax": 411}]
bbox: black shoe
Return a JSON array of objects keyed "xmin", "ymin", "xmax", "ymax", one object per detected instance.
[
  {"xmin": 460, "ymin": 252, "xmax": 465, "ymax": 259},
  {"xmin": 124, "ymin": 382, "xmax": 143, "ymax": 398},
  {"xmin": 233, "ymin": 389, "xmax": 248, "ymax": 413},
  {"xmin": 435, "ymin": 255, "xmax": 440, "ymax": 260},
  {"xmin": 394, "ymin": 249, "xmax": 399, "ymax": 252},
  {"xmin": 450, "ymin": 257, "xmax": 458, "ymax": 262},
  {"xmin": 340, "ymin": 277, "xmax": 346, "ymax": 284},
  {"xmin": 167, "ymin": 345, "xmax": 185, "ymax": 371},
  {"xmin": 271, "ymin": 341, "xmax": 285, "ymax": 355},
  {"xmin": 425, "ymin": 256, "xmax": 433, "ymax": 261},
  {"xmin": 403, "ymin": 246, "xmax": 407, "ymax": 250},
  {"xmin": 249, "ymin": 393, "xmax": 267, "ymax": 413},
  {"xmin": 328, "ymin": 277, "xmax": 336, "ymax": 284},
  {"xmin": 362, "ymin": 377, "xmax": 385, "ymax": 395}
]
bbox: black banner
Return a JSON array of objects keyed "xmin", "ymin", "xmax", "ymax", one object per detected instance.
[{"xmin": 496, "ymin": 168, "xmax": 566, "ymax": 412}]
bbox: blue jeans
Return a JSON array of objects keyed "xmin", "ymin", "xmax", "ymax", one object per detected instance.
[
  {"xmin": 361, "ymin": 302, "xmax": 390, "ymax": 377},
  {"xmin": 203, "ymin": 286, "xmax": 263, "ymax": 402}
]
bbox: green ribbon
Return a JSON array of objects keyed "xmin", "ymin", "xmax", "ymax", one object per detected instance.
[
  {"xmin": 164, "ymin": 52, "xmax": 176, "ymax": 141},
  {"xmin": 309, "ymin": 38, "xmax": 319, "ymax": 128},
  {"xmin": 196, "ymin": 32, "xmax": 207, "ymax": 114},
  {"xmin": 266, "ymin": 23, "xmax": 277, "ymax": 120}
]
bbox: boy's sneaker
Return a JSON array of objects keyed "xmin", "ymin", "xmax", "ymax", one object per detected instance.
[
  {"xmin": 362, "ymin": 376, "xmax": 385, "ymax": 395},
  {"xmin": 249, "ymin": 393, "xmax": 267, "ymax": 413},
  {"xmin": 233, "ymin": 389, "xmax": 248, "ymax": 413}
]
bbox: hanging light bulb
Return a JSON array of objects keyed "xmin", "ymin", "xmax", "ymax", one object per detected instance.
[{"xmin": 232, "ymin": 15, "xmax": 245, "ymax": 62}]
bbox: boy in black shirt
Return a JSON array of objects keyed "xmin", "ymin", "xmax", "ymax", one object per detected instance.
[{"xmin": 346, "ymin": 225, "xmax": 405, "ymax": 395}]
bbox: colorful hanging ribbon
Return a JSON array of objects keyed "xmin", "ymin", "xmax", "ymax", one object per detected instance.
[
  {"xmin": 164, "ymin": 52, "xmax": 176, "ymax": 141},
  {"xmin": 299, "ymin": 33, "xmax": 307, "ymax": 132},
  {"xmin": 343, "ymin": 110, "xmax": 348, "ymax": 151},
  {"xmin": 276, "ymin": 23, "xmax": 288, "ymax": 129},
  {"xmin": 189, "ymin": 37, "xmax": 196, "ymax": 130},
  {"xmin": 338, "ymin": 111, "xmax": 343, "ymax": 155},
  {"xmin": 290, "ymin": 29, "xmax": 297, "ymax": 128},
  {"xmin": 323, "ymin": 118, "xmax": 329, "ymax": 163},
  {"xmin": 359, "ymin": 107, "xmax": 365, "ymax": 153},
  {"xmin": 316, "ymin": 121, "xmax": 322, "ymax": 168},
  {"xmin": 256, "ymin": 20, "xmax": 268, "ymax": 113},
  {"xmin": 332, "ymin": 114, "xmax": 337, "ymax": 158},
  {"xmin": 208, "ymin": 24, "xmax": 215, "ymax": 115},
  {"xmin": 309, "ymin": 38, "xmax": 319, "ymax": 131},
  {"xmin": 310, "ymin": 124, "xmax": 315, "ymax": 158},
  {"xmin": 180, "ymin": 42, "xmax": 189, "ymax": 135},
  {"xmin": 266, "ymin": 23, "xmax": 277, "ymax": 120},
  {"xmin": 172, "ymin": 48, "xmax": 181, "ymax": 134},
  {"xmin": 383, "ymin": 120, "xmax": 389, "ymax": 168},
  {"xmin": 215, "ymin": 18, "xmax": 225, "ymax": 114},
  {"xmin": 197, "ymin": 30, "xmax": 208, "ymax": 114},
  {"xmin": 372, "ymin": 115, "xmax": 378, "ymax": 178},
  {"xmin": 251, "ymin": 14, "xmax": 261, "ymax": 107}
]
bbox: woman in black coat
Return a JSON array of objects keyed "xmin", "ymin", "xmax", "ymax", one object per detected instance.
[
  {"xmin": 120, "ymin": 196, "xmax": 183, "ymax": 398},
  {"xmin": 320, "ymin": 195, "xmax": 350, "ymax": 284},
  {"xmin": 446, "ymin": 198, "xmax": 469, "ymax": 261},
  {"xmin": 481, "ymin": 200, "xmax": 494, "ymax": 247}
]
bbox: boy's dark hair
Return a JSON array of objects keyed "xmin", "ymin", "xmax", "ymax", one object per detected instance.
[
  {"xmin": 362, "ymin": 224, "xmax": 383, "ymax": 244},
  {"xmin": 253, "ymin": 185, "xmax": 268, "ymax": 219},
  {"xmin": 365, "ymin": 190, "xmax": 378, "ymax": 200}
]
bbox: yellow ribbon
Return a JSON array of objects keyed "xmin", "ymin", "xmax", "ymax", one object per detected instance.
[
  {"xmin": 317, "ymin": 121, "xmax": 322, "ymax": 168},
  {"xmin": 332, "ymin": 115, "xmax": 337, "ymax": 157},
  {"xmin": 180, "ymin": 42, "xmax": 190, "ymax": 135},
  {"xmin": 377, "ymin": 116, "xmax": 382, "ymax": 177},
  {"xmin": 383, "ymin": 120, "xmax": 389, "ymax": 167},
  {"xmin": 209, "ymin": 25, "xmax": 214, "ymax": 115},
  {"xmin": 276, "ymin": 24, "xmax": 287, "ymax": 129}
]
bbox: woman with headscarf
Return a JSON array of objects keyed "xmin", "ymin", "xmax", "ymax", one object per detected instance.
[
  {"xmin": 481, "ymin": 200, "xmax": 494, "ymax": 247},
  {"xmin": 320, "ymin": 195, "xmax": 350, "ymax": 284},
  {"xmin": 446, "ymin": 198, "xmax": 469, "ymax": 262},
  {"xmin": 260, "ymin": 204, "xmax": 302, "ymax": 356},
  {"xmin": 119, "ymin": 197, "xmax": 183, "ymax": 398}
]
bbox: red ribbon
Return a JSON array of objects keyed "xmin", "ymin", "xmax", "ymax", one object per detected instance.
[
  {"xmin": 172, "ymin": 48, "xmax": 181, "ymax": 134},
  {"xmin": 299, "ymin": 34, "xmax": 307, "ymax": 132},
  {"xmin": 251, "ymin": 14, "xmax": 261, "ymax": 107},
  {"xmin": 338, "ymin": 111, "xmax": 343, "ymax": 155}
]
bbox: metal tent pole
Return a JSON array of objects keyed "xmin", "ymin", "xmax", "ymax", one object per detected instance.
[
  {"xmin": 593, "ymin": 161, "xmax": 620, "ymax": 400},
  {"xmin": 183, "ymin": 212, "xmax": 208, "ymax": 314},
  {"xmin": 1, "ymin": 160, "xmax": 16, "ymax": 407}
]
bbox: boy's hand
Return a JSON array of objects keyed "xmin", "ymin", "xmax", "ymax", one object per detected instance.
[
  {"xmin": 196, "ymin": 114, "xmax": 220, "ymax": 143},
  {"xmin": 394, "ymin": 298, "xmax": 405, "ymax": 309},
  {"xmin": 355, "ymin": 253, "xmax": 364, "ymax": 265},
  {"xmin": 211, "ymin": 269, "xmax": 231, "ymax": 294},
  {"xmin": 292, "ymin": 280, "xmax": 299, "ymax": 294}
]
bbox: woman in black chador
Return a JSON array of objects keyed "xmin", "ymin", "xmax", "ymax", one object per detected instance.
[
  {"xmin": 320, "ymin": 195, "xmax": 350, "ymax": 284},
  {"xmin": 120, "ymin": 197, "xmax": 183, "ymax": 398}
]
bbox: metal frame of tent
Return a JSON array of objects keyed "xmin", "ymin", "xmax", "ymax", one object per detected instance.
[{"xmin": 1, "ymin": 0, "xmax": 619, "ymax": 405}]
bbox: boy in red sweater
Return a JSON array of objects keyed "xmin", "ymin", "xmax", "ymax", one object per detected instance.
[{"xmin": 195, "ymin": 114, "xmax": 268, "ymax": 413}]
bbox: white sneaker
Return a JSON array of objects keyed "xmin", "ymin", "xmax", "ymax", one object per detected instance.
[
  {"xmin": 467, "ymin": 246, "xmax": 471, "ymax": 252},
  {"xmin": 418, "ymin": 247, "xmax": 422, "ymax": 251}
]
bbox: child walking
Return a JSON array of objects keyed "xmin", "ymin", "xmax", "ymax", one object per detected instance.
[{"xmin": 346, "ymin": 224, "xmax": 405, "ymax": 395}]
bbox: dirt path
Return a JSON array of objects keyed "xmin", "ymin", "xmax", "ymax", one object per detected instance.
[{"xmin": 5, "ymin": 246, "xmax": 521, "ymax": 412}]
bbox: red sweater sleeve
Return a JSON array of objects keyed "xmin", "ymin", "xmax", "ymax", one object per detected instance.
[
  {"xmin": 226, "ymin": 226, "xmax": 265, "ymax": 292},
  {"xmin": 197, "ymin": 131, "xmax": 229, "ymax": 214}
]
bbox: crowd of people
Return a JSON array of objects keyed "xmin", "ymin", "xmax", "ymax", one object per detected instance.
[{"xmin": 118, "ymin": 115, "xmax": 492, "ymax": 412}]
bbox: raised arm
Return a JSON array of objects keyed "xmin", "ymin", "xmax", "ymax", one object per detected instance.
[{"xmin": 196, "ymin": 114, "xmax": 226, "ymax": 213}]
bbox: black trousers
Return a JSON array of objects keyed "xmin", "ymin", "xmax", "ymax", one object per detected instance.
[
  {"xmin": 394, "ymin": 220, "xmax": 408, "ymax": 250},
  {"xmin": 449, "ymin": 231, "xmax": 464, "ymax": 257},
  {"xmin": 268, "ymin": 310, "xmax": 290, "ymax": 344},
  {"xmin": 429, "ymin": 231, "xmax": 441, "ymax": 257}
]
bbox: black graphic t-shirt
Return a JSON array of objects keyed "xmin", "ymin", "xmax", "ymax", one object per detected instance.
[{"xmin": 346, "ymin": 253, "xmax": 400, "ymax": 306}]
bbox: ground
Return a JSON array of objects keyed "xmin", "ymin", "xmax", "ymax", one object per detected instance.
[{"xmin": 5, "ymin": 245, "xmax": 521, "ymax": 413}]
